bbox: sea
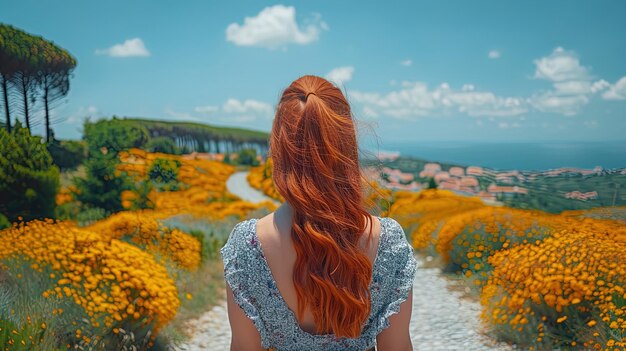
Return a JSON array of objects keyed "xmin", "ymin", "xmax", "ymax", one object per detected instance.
[{"xmin": 363, "ymin": 141, "xmax": 626, "ymax": 172}]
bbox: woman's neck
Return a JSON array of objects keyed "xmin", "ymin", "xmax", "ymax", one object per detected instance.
[{"xmin": 275, "ymin": 201, "xmax": 293, "ymax": 224}]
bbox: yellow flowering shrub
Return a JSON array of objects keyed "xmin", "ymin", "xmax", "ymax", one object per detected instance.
[
  {"xmin": 3, "ymin": 149, "xmax": 280, "ymax": 349},
  {"xmin": 561, "ymin": 206, "xmax": 626, "ymax": 225},
  {"xmin": 438, "ymin": 206, "xmax": 556, "ymax": 283},
  {"xmin": 391, "ymin": 188, "xmax": 626, "ymax": 349},
  {"xmin": 117, "ymin": 149, "xmax": 276, "ymax": 219},
  {"xmin": 166, "ymin": 229, "xmax": 203, "ymax": 270},
  {"xmin": 118, "ymin": 148, "xmax": 235, "ymax": 209},
  {"xmin": 482, "ymin": 227, "xmax": 626, "ymax": 350},
  {"xmin": 388, "ymin": 189, "xmax": 485, "ymax": 249},
  {"xmin": 86, "ymin": 211, "xmax": 201, "ymax": 270},
  {"xmin": 56, "ymin": 185, "xmax": 76, "ymax": 206},
  {"xmin": 0, "ymin": 220, "xmax": 180, "ymax": 333}
]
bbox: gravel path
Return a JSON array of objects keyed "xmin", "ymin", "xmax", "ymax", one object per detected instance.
[
  {"xmin": 173, "ymin": 172, "xmax": 513, "ymax": 351},
  {"xmin": 226, "ymin": 171, "xmax": 281, "ymax": 206}
]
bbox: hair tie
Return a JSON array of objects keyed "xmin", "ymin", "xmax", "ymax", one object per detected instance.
[{"xmin": 305, "ymin": 92, "xmax": 316, "ymax": 100}]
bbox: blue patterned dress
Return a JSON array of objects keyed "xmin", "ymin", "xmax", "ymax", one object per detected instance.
[{"xmin": 220, "ymin": 216, "xmax": 418, "ymax": 351}]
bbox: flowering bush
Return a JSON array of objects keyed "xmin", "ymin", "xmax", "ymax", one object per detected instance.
[
  {"xmin": 86, "ymin": 211, "xmax": 202, "ymax": 270},
  {"xmin": 390, "ymin": 188, "xmax": 626, "ymax": 350},
  {"xmin": 482, "ymin": 226, "xmax": 625, "ymax": 350},
  {"xmin": 0, "ymin": 220, "xmax": 180, "ymax": 349},
  {"xmin": 2, "ymin": 148, "xmax": 282, "ymax": 349}
]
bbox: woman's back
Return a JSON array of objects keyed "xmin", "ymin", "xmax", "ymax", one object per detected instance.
[
  {"xmin": 254, "ymin": 208, "xmax": 382, "ymax": 335},
  {"xmin": 221, "ymin": 74, "xmax": 417, "ymax": 350},
  {"xmin": 220, "ymin": 211, "xmax": 417, "ymax": 351}
]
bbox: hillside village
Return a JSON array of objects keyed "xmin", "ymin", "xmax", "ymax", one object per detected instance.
[{"xmin": 364, "ymin": 151, "xmax": 626, "ymax": 207}]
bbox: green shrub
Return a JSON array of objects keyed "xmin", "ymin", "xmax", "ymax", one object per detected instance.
[
  {"xmin": 74, "ymin": 206, "xmax": 108, "ymax": 226},
  {"xmin": 130, "ymin": 180, "xmax": 155, "ymax": 210},
  {"xmin": 0, "ymin": 255, "xmax": 162, "ymax": 350},
  {"xmin": 0, "ymin": 123, "xmax": 60, "ymax": 222},
  {"xmin": 145, "ymin": 137, "xmax": 180, "ymax": 155},
  {"xmin": 236, "ymin": 148, "xmax": 259, "ymax": 166},
  {"xmin": 148, "ymin": 158, "xmax": 180, "ymax": 185},
  {"xmin": 74, "ymin": 151, "xmax": 130, "ymax": 213},
  {"xmin": 83, "ymin": 117, "xmax": 149, "ymax": 154},
  {"xmin": 47, "ymin": 139, "xmax": 87, "ymax": 170},
  {"xmin": 0, "ymin": 213, "xmax": 9, "ymax": 229}
]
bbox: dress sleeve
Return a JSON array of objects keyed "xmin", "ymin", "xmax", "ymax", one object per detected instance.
[
  {"xmin": 371, "ymin": 217, "xmax": 418, "ymax": 335},
  {"xmin": 219, "ymin": 220, "xmax": 271, "ymax": 348}
]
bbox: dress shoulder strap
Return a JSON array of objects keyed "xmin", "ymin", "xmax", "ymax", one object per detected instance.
[
  {"xmin": 220, "ymin": 219, "xmax": 273, "ymax": 348},
  {"xmin": 367, "ymin": 217, "xmax": 418, "ymax": 337}
]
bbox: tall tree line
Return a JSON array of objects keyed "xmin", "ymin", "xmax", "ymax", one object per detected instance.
[{"xmin": 0, "ymin": 23, "xmax": 76, "ymax": 141}]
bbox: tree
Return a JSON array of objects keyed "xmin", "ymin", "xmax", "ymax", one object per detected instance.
[
  {"xmin": 0, "ymin": 24, "xmax": 77, "ymax": 138},
  {"xmin": 130, "ymin": 180, "xmax": 155, "ymax": 210},
  {"xmin": 236, "ymin": 148, "xmax": 259, "ymax": 166},
  {"xmin": 148, "ymin": 158, "xmax": 180, "ymax": 184},
  {"xmin": 145, "ymin": 136, "xmax": 180, "ymax": 154},
  {"xmin": 0, "ymin": 73, "xmax": 12, "ymax": 133},
  {"xmin": 13, "ymin": 70, "xmax": 37, "ymax": 131},
  {"xmin": 427, "ymin": 177, "xmax": 438, "ymax": 189},
  {"xmin": 83, "ymin": 118, "xmax": 149, "ymax": 154},
  {"xmin": 38, "ymin": 57, "xmax": 76, "ymax": 142},
  {"xmin": 0, "ymin": 122, "xmax": 60, "ymax": 222},
  {"xmin": 0, "ymin": 25, "xmax": 22, "ymax": 133},
  {"xmin": 47, "ymin": 139, "xmax": 87, "ymax": 171},
  {"xmin": 74, "ymin": 148, "xmax": 130, "ymax": 213},
  {"xmin": 72, "ymin": 118, "xmax": 145, "ymax": 213}
]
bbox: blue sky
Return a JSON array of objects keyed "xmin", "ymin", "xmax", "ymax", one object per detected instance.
[{"xmin": 2, "ymin": 0, "xmax": 626, "ymax": 144}]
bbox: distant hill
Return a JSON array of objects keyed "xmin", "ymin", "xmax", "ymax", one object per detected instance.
[
  {"xmin": 92, "ymin": 117, "xmax": 270, "ymax": 155},
  {"xmin": 123, "ymin": 117, "xmax": 269, "ymax": 142}
]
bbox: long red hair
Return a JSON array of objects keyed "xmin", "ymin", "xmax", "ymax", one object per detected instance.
[{"xmin": 269, "ymin": 75, "xmax": 374, "ymax": 338}]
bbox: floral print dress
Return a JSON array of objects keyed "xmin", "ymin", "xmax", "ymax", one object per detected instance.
[{"xmin": 220, "ymin": 216, "xmax": 418, "ymax": 351}]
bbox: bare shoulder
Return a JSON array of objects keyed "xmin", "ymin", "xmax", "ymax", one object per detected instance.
[{"xmin": 255, "ymin": 212, "xmax": 280, "ymax": 243}]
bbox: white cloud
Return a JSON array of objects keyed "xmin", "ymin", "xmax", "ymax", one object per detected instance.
[
  {"xmin": 533, "ymin": 47, "xmax": 588, "ymax": 82},
  {"xmin": 400, "ymin": 59, "xmax": 413, "ymax": 67},
  {"xmin": 590, "ymin": 80, "xmax": 610, "ymax": 93},
  {"xmin": 325, "ymin": 66, "xmax": 354, "ymax": 86},
  {"xmin": 169, "ymin": 99, "xmax": 273, "ymax": 124},
  {"xmin": 350, "ymin": 81, "xmax": 527, "ymax": 120},
  {"xmin": 225, "ymin": 5, "xmax": 326, "ymax": 49},
  {"xmin": 194, "ymin": 105, "xmax": 219, "ymax": 114},
  {"xmin": 488, "ymin": 50, "xmax": 501, "ymax": 59},
  {"xmin": 347, "ymin": 46, "xmax": 624, "ymax": 122},
  {"xmin": 222, "ymin": 98, "xmax": 273, "ymax": 114},
  {"xmin": 602, "ymin": 77, "xmax": 626, "ymax": 100},
  {"xmin": 187, "ymin": 98, "xmax": 274, "ymax": 123},
  {"xmin": 528, "ymin": 93, "xmax": 589, "ymax": 116},
  {"xmin": 552, "ymin": 80, "xmax": 593, "ymax": 95},
  {"xmin": 461, "ymin": 84, "xmax": 475, "ymax": 92},
  {"xmin": 66, "ymin": 106, "xmax": 98, "ymax": 124},
  {"xmin": 95, "ymin": 38, "xmax": 150, "ymax": 57},
  {"xmin": 529, "ymin": 47, "xmax": 611, "ymax": 115}
]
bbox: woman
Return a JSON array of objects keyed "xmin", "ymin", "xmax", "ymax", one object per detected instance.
[{"xmin": 220, "ymin": 75, "xmax": 417, "ymax": 351}]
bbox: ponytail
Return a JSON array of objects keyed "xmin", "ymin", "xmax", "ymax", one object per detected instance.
[{"xmin": 269, "ymin": 75, "xmax": 374, "ymax": 337}]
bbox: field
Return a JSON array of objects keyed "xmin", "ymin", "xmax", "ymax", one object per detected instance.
[{"xmin": 1, "ymin": 140, "xmax": 624, "ymax": 350}]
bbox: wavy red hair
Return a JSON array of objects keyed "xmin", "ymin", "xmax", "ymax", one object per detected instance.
[{"xmin": 269, "ymin": 75, "xmax": 375, "ymax": 338}]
